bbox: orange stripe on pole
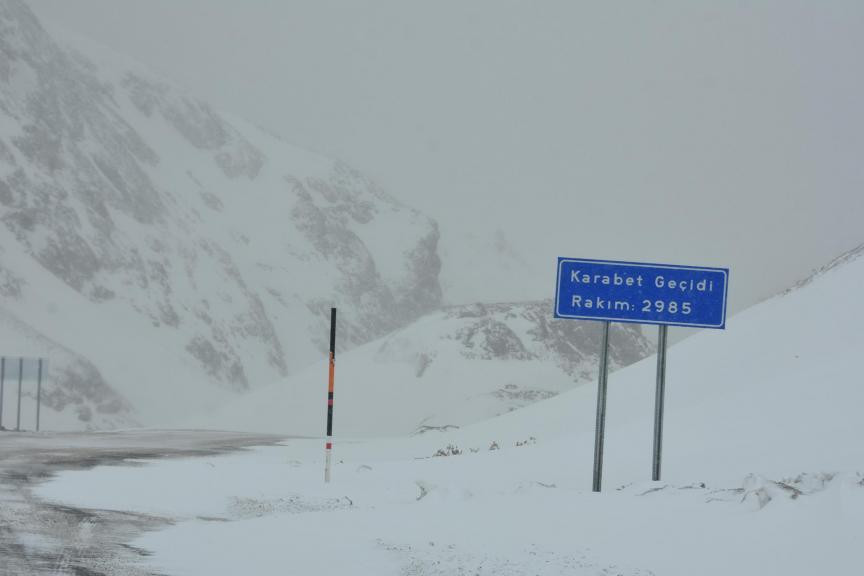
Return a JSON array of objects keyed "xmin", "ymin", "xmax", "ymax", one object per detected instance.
[{"xmin": 329, "ymin": 351, "xmax": 335, "ymax": 393}]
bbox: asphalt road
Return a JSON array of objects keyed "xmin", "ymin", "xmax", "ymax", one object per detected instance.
[{"xmin": 0, "ymin": 430, "xmax": 282, "ymax": 575}]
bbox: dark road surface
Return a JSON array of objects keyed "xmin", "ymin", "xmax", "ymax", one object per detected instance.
[{"xmin": 0, "ymin": 430, "xmax": 282, "ymax": 575}]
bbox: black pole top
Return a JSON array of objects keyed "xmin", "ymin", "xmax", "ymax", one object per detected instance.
[{"xmin": 330, "ymin": 308, "xmax": 337, "ymax": 355}]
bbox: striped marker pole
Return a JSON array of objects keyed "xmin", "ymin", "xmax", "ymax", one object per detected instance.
[{"xmin": 324, "ymin": 308, "xmax": 336, "ymax": 483}]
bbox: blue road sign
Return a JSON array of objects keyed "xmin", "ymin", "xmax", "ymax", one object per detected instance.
[{"xmin": 555, "ymin": 258, "xmax": 728, "ymax": 328}]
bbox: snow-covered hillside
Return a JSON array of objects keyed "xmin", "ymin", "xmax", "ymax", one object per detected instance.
[
  {"xmin": 35, "ymin": 242, "xmax": 864, "ymax": 575},
  {"xmin": 194, "ymin": 300, "xmax": 652, "ymax": 436},
  {"xmin": 0, "ymin": 0, "xmax": 442, "ymax": 426}
]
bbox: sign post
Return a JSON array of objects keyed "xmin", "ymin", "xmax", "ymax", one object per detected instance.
[
  {"xmin": 592, "ymin": 321, "xmax": 611, "ymax": 492},
  {"xmin": 16, "ymin": 357, "xmax": 22, "ymax": 432},
  {"xmin": 555, "ymin": 258, "xmax": 728, "ymax": 490},
  {"xmin": 0, "ymin": 357, "xmax": 48, "ymax": 432},
  {"xmin": 652, "ymin": 325, "xmax": 668, "ymax": 481},
  {"xmin": 36, "ymin": 358, "xmax": 43, "ymax": 433}
]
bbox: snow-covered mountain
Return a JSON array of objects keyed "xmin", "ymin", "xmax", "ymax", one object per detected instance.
[
  {"xmin": 0, "ymin": 0, "xmax": 441, "ymax": 427},
  {"xmin": 0, "ymin": 1, "xmax": 653, "ymax": 430},
  {"xmin": 195, "ymin": 300, "xmax": 652, "ymax": 436}
]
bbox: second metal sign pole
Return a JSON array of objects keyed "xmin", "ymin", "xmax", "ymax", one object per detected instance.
[
  {"xmin": 592, "ymin": 321, "xmax": 611, "ymax": 492},
  {"xmin": 652, "ymin": 325, "xmax": 668, "ymax": 481}
]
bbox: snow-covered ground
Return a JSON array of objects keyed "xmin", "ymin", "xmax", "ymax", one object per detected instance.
[{"xmin": 34, "ymin": 245, "xmax": 864, "ymax": 575}]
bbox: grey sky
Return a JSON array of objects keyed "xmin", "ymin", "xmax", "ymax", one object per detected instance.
[{"xmin": 29, "ymin": 0, "xmax": 864, "ymax": 314}]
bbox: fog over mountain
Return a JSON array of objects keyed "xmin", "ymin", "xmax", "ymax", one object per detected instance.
[{"xmin": 28, "ymin": 0, "xmax": 864, "ymax": 313}]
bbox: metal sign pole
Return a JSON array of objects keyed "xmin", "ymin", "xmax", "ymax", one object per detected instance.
[
  {"xmin": 16, "ymin": 357, "xmax": 23, "ymax": 432},
  {"xmin": 36, "ymin": 358, "xmax": 43, "ymax": 432},
  {"xmin": 652, "ymin": 325, "xmax": 668, "ymax": 481},
  {"xmin": 592, "ymin": 321, "xmax": 611, "ymax": 492},
  {"xmin": 324, "ymin": 308, "xmax": 336, "ymax": 483},
  {"xmin": 0, "ymin": 357, "xmax": 5, "ymax": 430}
]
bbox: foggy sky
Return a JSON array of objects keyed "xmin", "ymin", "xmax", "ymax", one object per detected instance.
[{"xmin": 29, "ymin": 0, "xmax": 864, "ymax": 316}]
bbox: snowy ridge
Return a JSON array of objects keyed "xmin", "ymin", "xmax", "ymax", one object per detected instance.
[
  {"xmin": 783, "ymin": 241, "xmax": 864, "ymax": 294},
  {"xmin": 191, "ymin": 299, "xmax": 652, "ymax": 436}
]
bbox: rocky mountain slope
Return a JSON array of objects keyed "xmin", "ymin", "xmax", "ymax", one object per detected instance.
[{"xmin": 0, "ymin": 0, "xmax": 440, "ymax": 427}]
